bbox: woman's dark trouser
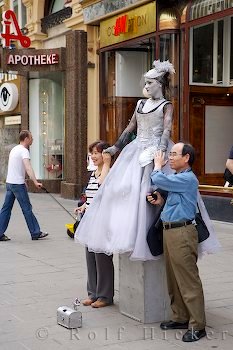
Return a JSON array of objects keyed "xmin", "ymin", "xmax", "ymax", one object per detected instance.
[{"xmin": 85, "ymin": 248, "xmax": 114, "ymax": 303}]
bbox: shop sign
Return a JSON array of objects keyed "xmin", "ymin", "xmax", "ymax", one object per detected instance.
[
  {"xmin": 51, "ymin": 144, "xmax": 62, "ymax": 152},
  {"xmin": 7, "ymin": 53, "xmax": 59, "ymax": 66},
  {"xmin": 0, "ymin": 82, "xmax": 19, "ymax": 112},
  {"xmin": 0, "ymin": 72, "xmax": 18, "ymax": 84},
  {"xmin": 0, "ymin": 10, "xmax": 31, "ymax": 48},
  {"xmin": 113, "ymin": 13, "xmax": 147, "ymax": 36},
  {"xmin": 100, "ymin": 2, "xmax": 156, "ymax": 48},
  {"xmin": 5, "ymin": 115, "xmax": 21, "ymax": 125}
]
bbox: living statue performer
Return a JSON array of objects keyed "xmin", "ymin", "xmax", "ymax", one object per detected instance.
[
  {"xmin": 76, "ymin": 60, "xmax": 175, "ymax": 260},
  {"xmin": 75, "ymin": 60, "xmax": 220, "ymax": 260}
]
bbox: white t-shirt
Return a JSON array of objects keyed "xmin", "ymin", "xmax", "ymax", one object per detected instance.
[{"xmin": 6, "ymin": 144, "xmax": 30, "ymax": 184}]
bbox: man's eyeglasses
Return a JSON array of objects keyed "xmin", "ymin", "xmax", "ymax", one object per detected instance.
[{"xmin": 168, "ymin": 152, "xmax": 183, "ymax": 158}]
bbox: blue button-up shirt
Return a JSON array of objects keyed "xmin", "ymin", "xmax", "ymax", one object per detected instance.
[{"xmin": 150, "ymin": 168, "xmax": 198, "ymax": 222}]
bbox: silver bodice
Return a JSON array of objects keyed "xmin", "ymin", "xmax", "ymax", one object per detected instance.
[{"xmin": 136, "ymin": 100, "xmax": 167, "ymax": 149}]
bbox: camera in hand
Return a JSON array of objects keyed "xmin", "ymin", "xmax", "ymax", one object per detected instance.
[{"xmin": 151, "ymin": 192, "xmax": 158, "ymax": 200}]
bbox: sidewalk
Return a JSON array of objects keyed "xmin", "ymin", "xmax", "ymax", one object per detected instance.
[{"xmin": 0, "ymin": 185, "xmax": 233, "ymax": 350}]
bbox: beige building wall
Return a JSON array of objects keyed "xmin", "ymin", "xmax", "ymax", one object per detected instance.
[
  {"xmin": 22, "ymin": 0, "xmax": 100, "ymax": 147},
  {"xmin": 64, "ymin": 2, "xmax": 100, "ymax": 145}
]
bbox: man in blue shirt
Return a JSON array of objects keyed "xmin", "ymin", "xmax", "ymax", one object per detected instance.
[{"xmin": 150, "ymin": 142, "xmax": 206, "ymax": 343}]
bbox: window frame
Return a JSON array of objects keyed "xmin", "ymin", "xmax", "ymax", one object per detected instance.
[
  {"xmin": 10, "ymin": 0, "xmax": 26, "ymax": 29},
  {"xmin": 189, "ymin": 15, "xmax": 232, "ymax": 86},
  {"xmin": 50, "ymin": 0, "xmax": 65, "ymax": 14}
]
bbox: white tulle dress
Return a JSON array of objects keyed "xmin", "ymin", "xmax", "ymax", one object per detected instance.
[{"xmin": 75, "ymin": 99, "xmax": 221, "ymax": 260}]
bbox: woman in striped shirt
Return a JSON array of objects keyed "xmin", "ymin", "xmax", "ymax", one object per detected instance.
[{"xmin": 74, "ymin": 141, "xmax": 114, "ymax": 308}]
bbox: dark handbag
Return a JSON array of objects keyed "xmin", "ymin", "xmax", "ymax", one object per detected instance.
[
  {"xmin": 147, "ymin": 217, "xmax": 164, "ymax": 256},
  {"xmin": 224, "ymin": 168, "xmax": 233, "ymax": 185},
  {"xmin": 195, "ymin": 212, "xmax": 210, "ymax": 243},
  {"xmin": 66, "ymin": 219, "xmax": 80, "ymax": 239},
  {"xmin": 66, "ymin": 212, "xmax": 83, "ymax": 239}
]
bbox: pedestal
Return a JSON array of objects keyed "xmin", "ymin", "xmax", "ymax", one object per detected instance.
[{"xmin": 119, "ymin": 254, "xmax": 171, "ymax": 323}]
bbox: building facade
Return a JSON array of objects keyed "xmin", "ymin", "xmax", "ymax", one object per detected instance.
[
  {"xmin": 0, "ymin": 0, "xmax": 90, "ymax": 198},
  {"xmin": 0, "ymin": 0, "xmax": 232, "ymax": 207},
  {"xmin": 80, "ymin": 0, "xmax": 233, "ymax": 187}
]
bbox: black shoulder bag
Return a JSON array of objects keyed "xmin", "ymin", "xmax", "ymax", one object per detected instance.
[
  {"xmin": 224, "ymin": 168, "xmax": 233, "ymax": 185},
  {"xmin": 195, "ymin": 204, "xmax": 210, "ymax": 243}
]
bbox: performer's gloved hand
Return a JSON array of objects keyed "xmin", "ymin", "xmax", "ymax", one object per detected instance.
[
  {"xmin": 103, "ymin": 145, "xmax": 119, "ymax": 156},
  {"xmin": 103, "ymin": 130, "xmax": 133, "ymax": 156}
]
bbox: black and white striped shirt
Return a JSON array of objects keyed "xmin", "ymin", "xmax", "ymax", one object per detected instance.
[{"xmin": 85, "ymin": 171, "xmax": 100, "ymax": 209}]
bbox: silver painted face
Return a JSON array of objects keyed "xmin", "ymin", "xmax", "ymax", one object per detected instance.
[{"xmin": 144, "ymin": 78, "xmax": 163, "ymax": 99}]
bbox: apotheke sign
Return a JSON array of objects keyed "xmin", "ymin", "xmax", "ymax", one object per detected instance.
[
  {"xmin": 0, "ymin": 10, "xmax": 60, "ymax": 67},
  {"xmin": 7, "ymin": 53, "xmax": 59, "ymax": 66}
]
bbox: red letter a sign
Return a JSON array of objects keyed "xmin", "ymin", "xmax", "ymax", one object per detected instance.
[{"xmin": 1, "ymin": 10, "xmax": 31, "ymax": 48}]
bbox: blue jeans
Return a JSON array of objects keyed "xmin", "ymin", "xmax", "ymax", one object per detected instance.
[{"xmin": 0, "ymin": 183, "xmax": 40, "ymax": 239}]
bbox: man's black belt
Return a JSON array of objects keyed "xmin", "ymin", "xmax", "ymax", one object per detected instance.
[{"xmin": 163, "ymin": 220, "xmax": 193, "ymax": 230}]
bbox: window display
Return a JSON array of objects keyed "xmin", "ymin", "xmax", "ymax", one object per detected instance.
[{"xmin": 29, "ymin": 72, "xmax": 64, "ymax": 180}]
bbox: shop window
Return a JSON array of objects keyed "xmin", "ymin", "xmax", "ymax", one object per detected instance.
[
  {"xmin": 100, "ymin": 39, "xmax": 155, "ymax": 144},
  {"xmin": 10, "ymin": 0, "xmax": 27, "ymax": 28},
  {"xmin": 159, "ymin": 33, "xmax": 178, "ymax": 100},
  {"xmin": 192, "ymin": 24, "xmax": 214, "ymax": 83},
  {"xmin": 115, "ymin": 51, "xmax": 147, "ymax": 97},
  {"xmin": 29, "ymin": 72, "xmax": 64, "ymax": 180},
  {"xmin": 190, "ymin": 17, "xmax": 232, "ymax": 85},
  {"xmin": 160, "ymin": 33, "xmax": 177, "ymax": 62},
  {"xmin": 205, "ymin": 106, "xmax": 233, "ymax": 173}
]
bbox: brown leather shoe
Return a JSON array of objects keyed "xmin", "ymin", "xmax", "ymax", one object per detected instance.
[
  {"xmin": 82, "ymin": 298, "xmax": 95, "ymax": 306},
  {"xmin": 91, "ymin": 300, "xmax": 111, "ymax": 308}
]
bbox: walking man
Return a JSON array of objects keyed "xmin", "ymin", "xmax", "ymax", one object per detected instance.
[
  {"xmin": 0, "ymin": 130, "xmax": 48, "ymax": 241},
  {"xmin": 150, "ymin": 142, "xmax": 206, "ymax": 342}
]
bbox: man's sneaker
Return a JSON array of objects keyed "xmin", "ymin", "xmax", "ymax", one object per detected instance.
[
  {"xmin": 32, "ymin": 232, "xmax": 49, "ymax": 240},
  {"xmin": 0, "ymin": 234, "xmax": 11, "ymax": 241}
]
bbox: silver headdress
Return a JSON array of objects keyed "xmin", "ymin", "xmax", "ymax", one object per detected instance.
[{"xmin": 144, "ymin": 60, "xmax": 175, "ymax": 79}]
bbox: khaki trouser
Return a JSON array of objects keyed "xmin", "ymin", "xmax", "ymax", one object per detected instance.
[{"xmin": 163, "ymin": 224, "xmax": 206, "ymax": 330}]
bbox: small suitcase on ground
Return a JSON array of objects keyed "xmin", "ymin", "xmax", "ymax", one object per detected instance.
[{"xmin": 57, "ymin": 299, "xmax": 82, "ymax": 329}]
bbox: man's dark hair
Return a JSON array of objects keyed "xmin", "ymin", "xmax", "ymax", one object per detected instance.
[
  {"xmin": 19, "ymin": 130, "xmax": 31, "ymax": 142},
  {"xmin": 89, "ymin": 140, "xmax": 110, "ymax": 153},
  {"xmin": 181, "ymin": 143, "xmax": 195, "ymax": 167}
]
